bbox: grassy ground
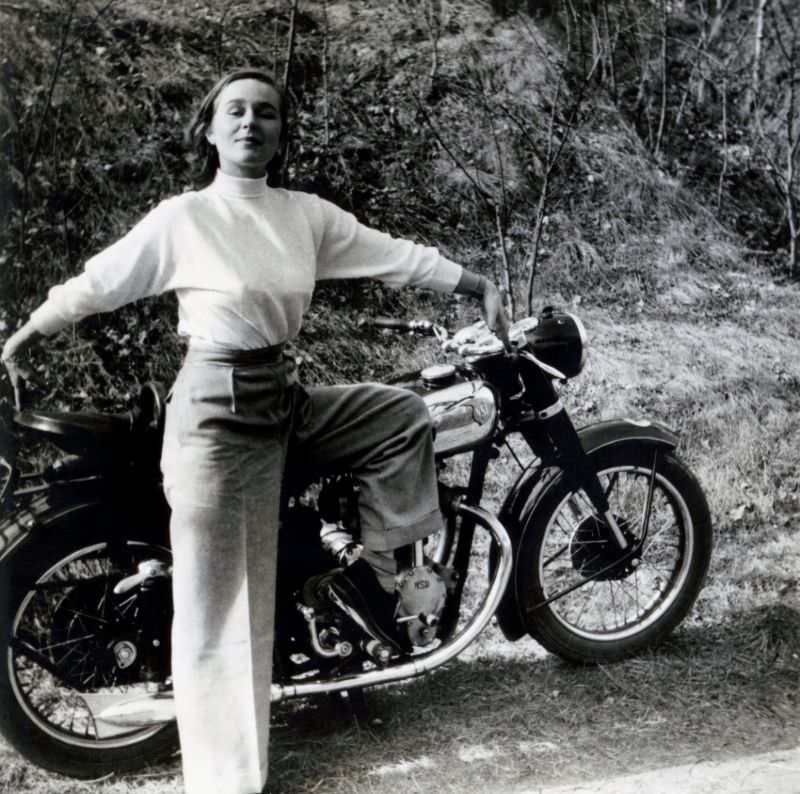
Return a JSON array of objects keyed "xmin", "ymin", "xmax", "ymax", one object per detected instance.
[{"xmin": 2, "ymin": 261, "xmax": 799, "ymax": 794}]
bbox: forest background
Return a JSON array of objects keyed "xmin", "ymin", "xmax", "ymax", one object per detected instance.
[{"xmin": 1, "ymin": 1, "xmax": 799, "ymax": 793}]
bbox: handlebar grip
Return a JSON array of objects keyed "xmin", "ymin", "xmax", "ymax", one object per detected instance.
[
  {"xmin": 359, "ymin": 317, "xmax": 435, "ymax": 334},
  {"xmin": 370, "ymin": 317, "xmax": 414, "ymax": 330}
]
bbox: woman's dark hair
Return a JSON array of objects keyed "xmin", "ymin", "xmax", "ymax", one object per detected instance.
[{"xmin": 185, "ymin": 68, "xmax": 288, "ymax": 187}]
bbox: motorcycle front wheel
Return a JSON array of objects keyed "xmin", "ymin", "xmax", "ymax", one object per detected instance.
[
  {"xmin": 0, "ymin": 518, "xmax": 178, "ymax": 778},
  {"xmin": 517, "ymin": 443, "xmax": 712, "ymax": 664}
]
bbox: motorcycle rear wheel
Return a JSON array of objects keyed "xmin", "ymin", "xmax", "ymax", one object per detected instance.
[
  {"xmin": 0, "ymin": 519, "xmax": 178, "ymax": 778},
  {"xmin": 517, "ymin": 443, "xmax": 712, "ymax": 663}
]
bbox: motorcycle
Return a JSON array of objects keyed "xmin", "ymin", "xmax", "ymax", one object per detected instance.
[{"xmin": 0, "ymin": 308, "xmax": 712, "ymax": 779}]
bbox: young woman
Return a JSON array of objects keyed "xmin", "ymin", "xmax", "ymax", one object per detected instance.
[{"xmin": 1, "ymin": 69, "xmax": 509, "ymax": 794}]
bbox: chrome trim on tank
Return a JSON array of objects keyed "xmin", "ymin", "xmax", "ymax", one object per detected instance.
[{"xmin": 423, "ymin": 381, "xmax": 498, "ymax": 457}]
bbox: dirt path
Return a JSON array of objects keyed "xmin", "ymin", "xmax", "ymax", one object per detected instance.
[{"xmin": 514, "ymin": 746, "xmax": 800, "ymax": 794}]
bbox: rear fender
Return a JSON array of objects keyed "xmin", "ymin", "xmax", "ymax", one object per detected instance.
[
  {"xmin": 494, "ymin": 418, "xmax": 679, "ymax": 640},
  {"xmin": 1, "ymin": 488, "xmax": 100, "ymax": 566},
  {"xmin": 0, "ymin": 482, "xmax": 170, "ymax": 567}
]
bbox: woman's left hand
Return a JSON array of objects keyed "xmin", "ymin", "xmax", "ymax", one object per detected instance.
[{"xmin": 481, "ymin": 282, "xmax": 511, "ymax": 350}]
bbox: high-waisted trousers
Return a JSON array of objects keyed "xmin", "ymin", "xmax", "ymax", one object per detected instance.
[{"xmin": 160, "ymin": 343, "xmax": 442, "ymax": 794}]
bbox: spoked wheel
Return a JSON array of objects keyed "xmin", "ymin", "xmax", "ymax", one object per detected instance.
[
  {"xmin": 517, "ymin": 444, "xmax": 712, "ymax": 663},
  {"xmin": 0, "ymin": 522, "xmax": 178, "ymax": 778}
]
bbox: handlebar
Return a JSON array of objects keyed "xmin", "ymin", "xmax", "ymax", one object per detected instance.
[
  {"xmin": 358, "ymin": 317, "xmax": 443, "ymax": 335},
  {"xmin": 359, "ymin": 316, "xmax": 518, "ymax": 356}
]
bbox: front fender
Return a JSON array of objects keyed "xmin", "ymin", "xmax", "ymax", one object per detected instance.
[
  {"xmin": 577, "ymin": 418, "xmax": 678, "ymax": 457},
  {"xmin": 494, "ymin": 418, "xmax": 679, "ymax": 640}
]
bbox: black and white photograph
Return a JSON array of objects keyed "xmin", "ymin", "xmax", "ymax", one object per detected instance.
[{"xmin": 0, "ymin": 2, "xmax": 798, "ymax": 793}]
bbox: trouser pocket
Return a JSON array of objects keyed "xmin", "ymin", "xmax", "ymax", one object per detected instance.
[{"xmin": 231, "ymin": 360, "xmax": 298, "ymax": 433}]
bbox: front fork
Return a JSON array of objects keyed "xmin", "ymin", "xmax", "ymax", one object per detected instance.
[{"xmin": 520, "ymin": 402, "xmax": 630, "ymax": 551}]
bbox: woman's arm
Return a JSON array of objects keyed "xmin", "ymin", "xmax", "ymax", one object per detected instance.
[
  {"xmin": 1, "ymin": 198, "xmax": 180, "ymax": 396},
  {"xmin": 310, "ymin": 197, "xmax": 462, "ymax": 292},
  {"xmin": 308, "ymin": 196, "xmax": 511, "ymax": 344},
  {"xmin": 22, "ymin": 198, "xmax": 180, "ymax": 339},
  {"xmin": 453, "ymin": 269, "xmax": 510, "ymax": 348}
]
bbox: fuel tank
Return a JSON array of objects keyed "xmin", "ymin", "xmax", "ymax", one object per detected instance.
[{"xmin": 422, "ymin": 379, "xmax": 498, "ymax": 457}]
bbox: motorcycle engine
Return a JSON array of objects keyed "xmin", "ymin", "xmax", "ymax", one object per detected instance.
[{"xmin": 395, "ymin": 565, "xmax": 448, "ymax": 647}]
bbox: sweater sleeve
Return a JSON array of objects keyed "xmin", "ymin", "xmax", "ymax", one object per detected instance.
[
  {"xmin": 309, "ymin": 195, "xmax": 463, "ymax": 292},
  {"xmin": 29, "ymin": 199, "xmax": 179, "ymax": 336}
]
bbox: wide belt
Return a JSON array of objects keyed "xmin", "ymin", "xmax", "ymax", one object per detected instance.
[{"xmin": 185, "ymin": 340, "xmax": 286, "ymax": 366}]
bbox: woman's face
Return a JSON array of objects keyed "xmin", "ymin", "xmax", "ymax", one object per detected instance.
[{"xmin": 207, "ymin": 78, "xmax": 282, "ymax": 179}]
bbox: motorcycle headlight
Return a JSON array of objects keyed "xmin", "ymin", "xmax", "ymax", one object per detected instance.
[{"xmin": 523, "ymin": 307, "xmax": 587, "ymax": 379}]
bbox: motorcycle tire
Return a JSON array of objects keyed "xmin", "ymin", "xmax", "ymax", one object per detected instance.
[
  {"xmin": 516, "ymin": 442, "xmax": 712, "ymax": 664},
  {"xmin": 0, "ymin": 517, "xmax": 179, "ymax": 779}
]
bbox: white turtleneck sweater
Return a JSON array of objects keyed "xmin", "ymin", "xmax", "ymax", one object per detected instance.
[{"xmin": 29, "ymin": 171, "xmax": 464, "ymax": 349}]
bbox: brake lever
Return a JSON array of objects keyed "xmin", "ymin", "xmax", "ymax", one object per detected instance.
[
  {"xmin": 454, "ymin": 339, "xmax": 506, "ymax": 358},
  {"xmin": 432, "ymin": 324, "xmax": 449, "ymax": 344}
]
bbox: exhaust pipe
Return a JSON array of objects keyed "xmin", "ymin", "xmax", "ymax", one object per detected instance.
[
  {"xmin": 271, "ymin": 503, "xmax": 513, "ymax": 702},
  {"xmin": 88, "ymin": 691, "xmax": 177, "ymax": 736},
  {"xmin": 95, "ymin": 503, "xmax": 513, "ymax": 727}
]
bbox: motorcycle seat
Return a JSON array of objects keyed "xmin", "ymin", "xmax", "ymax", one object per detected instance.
[{"xmin": 15, "ymin": 409, "xmax": 132, "ymax": 457}]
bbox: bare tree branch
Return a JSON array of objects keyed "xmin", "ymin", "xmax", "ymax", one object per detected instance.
[
  {"xmin": 653, "ymin": 0, "xmax": 669, "ymax": 158},
  {"xmin": 20, "ymin": 0, "xmax": 78, "ymax": 255},
  {"xmin": 750, "ymin": 0, "xmax": 769, "ymax": 111},
  {"xmin": 410, "ymin": 96, "xmax": 493, "ymax": 209},
  {"xmin": 525, "ymin": 75, "xmax": 562, "ymax": 314},
  {"xmin": 717, "ymin": 73, "xmax": 728, "ymax": 214},
  {"xmin": 282, "ymin": 0, "xmax": 299, "ymax": 95},
  {"xmin": 424, "ymin": 0, "xmax": 442, "ymax": 96},
  {"xmin": 215, "ymin": 1, "xmax": 237, "ymax": 76},
  {"xmin": 752, "ymin": 0, "xmax": 800, "ymax": 275},
  {"xmin": 525, "ymin": 41, "xmax": 599, "ymax": 313},
  {"xmin": 321, "ymin": 0, "xmax": 331, "ymax": 149},
  {"xmin": 471, "ymin": 55, "xmax": 517, "ymax": 318}
]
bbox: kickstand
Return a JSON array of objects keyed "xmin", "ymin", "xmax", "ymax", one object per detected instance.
[
  {"xmin": 326, "ymin": 688, "xmax": 384, "ymax": 728},
  {"xmin": 344, "ymin": 688, "xmax": 368, "ymax": 722}
]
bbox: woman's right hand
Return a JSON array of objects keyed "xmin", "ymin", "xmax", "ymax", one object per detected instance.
[
  {"xmin": 1, "ymin": 323, "xmax": 42, "ymax": 365},
  {"xmin": 480, "ymin": 281, "xmax": 511, "ymax": 350},
  {"xmin": 2, "ymin": 323, "xmax": 42, "ymax": 406}
]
